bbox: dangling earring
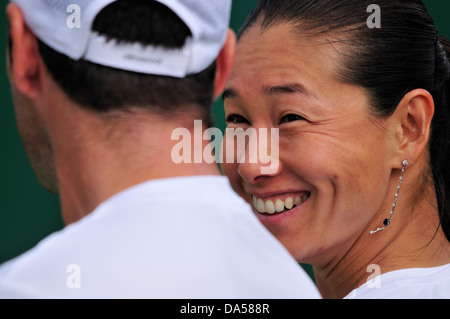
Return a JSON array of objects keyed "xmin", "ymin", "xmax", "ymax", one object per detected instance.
[{"xmin": 370, "ymin": 160, "xmax": 408, "ymax": 235}]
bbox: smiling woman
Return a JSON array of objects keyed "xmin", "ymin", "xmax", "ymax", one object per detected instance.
[{"xmin": 221, "ymin": 0, "xmax": 450, "ymax": 299}]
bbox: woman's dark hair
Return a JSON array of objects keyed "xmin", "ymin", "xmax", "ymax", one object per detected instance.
[
  {"xmin": 240, "ymin": 0, "xmax": 450, "ymax": 241},
  {"xmin": 9, "ymin": 0, "xmax": 216, "ymax": 123}
]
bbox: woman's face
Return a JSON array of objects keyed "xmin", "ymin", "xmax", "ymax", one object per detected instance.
[{"xmin": 221, "ymin": 23, "xmax": 397, "ymax": 265}]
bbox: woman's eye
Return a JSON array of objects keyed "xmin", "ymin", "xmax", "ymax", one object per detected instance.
[
  {"xmin": 279, "ymin": 114, "xmax": 305, "ymax": 124},
  {"xmin": 226, "ymin": 114, "xmax": 250, "ymax": 125}
]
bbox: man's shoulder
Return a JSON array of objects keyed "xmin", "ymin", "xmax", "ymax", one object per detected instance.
[
  {"xmin": 0, "ymin": 226, "xmax": 80, "ymax": 298},
  {"xmin": 0, "ymin": 176, "xmax": 321, "ymax": 298}
]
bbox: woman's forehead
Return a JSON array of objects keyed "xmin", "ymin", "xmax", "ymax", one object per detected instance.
[{"xmin": 229, "ymin": 23, "xmax": 343, "ymax": 101}]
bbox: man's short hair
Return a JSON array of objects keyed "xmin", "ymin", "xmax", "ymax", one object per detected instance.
[{"xmin": 12, "ymin": 0, "xmax": 217, "ymax": 123}]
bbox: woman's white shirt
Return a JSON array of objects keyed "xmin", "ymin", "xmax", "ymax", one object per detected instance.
[{"xmin": 345, "ymin": 263, "xmax": 450, "ymax": 299}]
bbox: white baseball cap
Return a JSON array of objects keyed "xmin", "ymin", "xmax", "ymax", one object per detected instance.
[{"xmin": 11, "ymin": 0, "xmax": 232, "ymax": 78}]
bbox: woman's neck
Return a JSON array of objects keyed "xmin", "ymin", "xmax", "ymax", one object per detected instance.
[{"xmin": 313, "ymin": 183, "xmax": 450, "ymax": 299}]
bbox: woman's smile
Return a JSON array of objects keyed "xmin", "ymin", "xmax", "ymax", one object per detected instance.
[{"xmin": 251, "ymin": 192, "xmax": 311, "ymax": 215}]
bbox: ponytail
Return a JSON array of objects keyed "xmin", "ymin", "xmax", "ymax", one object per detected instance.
[{"xmin": 431, "ymin": 35, "xmax": 450, "ymax": 241}]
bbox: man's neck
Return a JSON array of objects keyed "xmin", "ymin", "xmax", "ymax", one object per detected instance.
[{"xmin": 48, "ymin": 106, "xmax": 220, "ymax": 225}]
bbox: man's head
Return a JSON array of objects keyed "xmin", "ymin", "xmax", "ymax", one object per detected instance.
[{"xmin": 7, "ymin": 0, "xmax": 236, "ymax": 193}]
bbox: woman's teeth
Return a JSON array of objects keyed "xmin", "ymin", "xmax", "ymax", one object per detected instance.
[{"xmin": 252, "ymin": 194, "xmax": 310, "ymax": 214}]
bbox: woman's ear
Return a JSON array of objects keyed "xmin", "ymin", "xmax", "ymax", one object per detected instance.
[
  {"xmin": 391, "ymin": 88, "xmax": 435, "ymax": 167},
  {"xmin": 213, "ymin": 29, "xmax": 237, "ymax": 100}
]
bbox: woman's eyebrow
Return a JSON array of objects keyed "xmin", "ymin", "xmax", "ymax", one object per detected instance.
[
  {"xmin": 264, "ymin": 83, "xmax": 314, "ymax": 97},
  {"xmin": 222, "ymin": 83, "xmax": 314, "ymax": 101}
]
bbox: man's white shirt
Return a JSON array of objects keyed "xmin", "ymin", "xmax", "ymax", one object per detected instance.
[{"xmin": 0, "ymin": 176, "xmax": 320, "ymax": 298}]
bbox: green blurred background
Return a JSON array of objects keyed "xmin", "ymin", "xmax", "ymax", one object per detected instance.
[{"xmin": 1, "ymin": 0, "xmax": 449, "ymax": 278}]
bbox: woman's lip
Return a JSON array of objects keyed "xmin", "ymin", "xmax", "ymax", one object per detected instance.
[
  {"xmin": 249, "ymin": 192, "xmax": 311, "ymax": 216},
  {"xmin": 248, "ymin": 190, "xmax": 311, "ymax": 200},
  {"xmin": 251, "ymin": 195, "xmax": 309, "ymax": 220}
]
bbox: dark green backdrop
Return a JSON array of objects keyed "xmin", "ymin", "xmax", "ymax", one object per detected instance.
[{"xmin": 1, "ymin": 1, "xmax": 449, "ymax": 268}]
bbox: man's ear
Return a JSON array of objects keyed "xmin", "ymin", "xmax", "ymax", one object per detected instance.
[
  {"xmin": 213, "ymin": 29, "xmax": 236, "ymax": 100},
  {"xmin": 391, "ymin": 88, "xmax": 435, "ymax": 167},
  {"xmin": 7, "ymin": 3, "xmax": 42, "ymax": 98}
]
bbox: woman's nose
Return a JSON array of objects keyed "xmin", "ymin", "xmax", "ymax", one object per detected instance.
[{"xmin": 232, "ymin": 127, "xmax": 281, "ymax": 184}]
